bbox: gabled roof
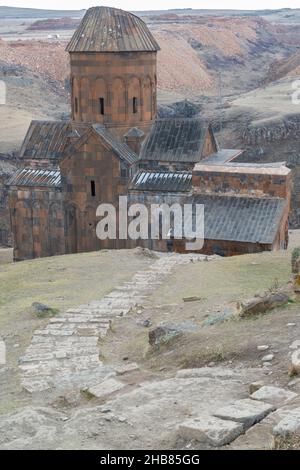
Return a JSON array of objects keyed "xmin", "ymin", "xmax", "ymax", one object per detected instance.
[
  {"xmin": 190, "ymin": 195, "xmax": 286, "ymax": 245},
  {"xmin": 139, "ymin": 118, "xmax": 212, "ymax": 163},
  {"xmin": 19, "ymin": 121, "xmax": 71, "ymax": 161},
  {"xmin": 124, "ymin": 127, "xmax": 145, "ymax": 138},
  {"xmin": 8, "ymin": 168, "xmax": 61, "ymax": 188},
  {"xmin": 92, "ymin": 124, "xmax": 138, "ymax": 165},
  {"xmin": 66, "ymin": 7, "xmax": 160, "ymax": 53},
  {"xmin": 130, "ymin": 170, "xmax": 192, "ymax": 192}
]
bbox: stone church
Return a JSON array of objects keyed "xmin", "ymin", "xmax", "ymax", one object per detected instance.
[{"xmin": 8, "ymin": 6, "xmax": 291, "ymax": 260}]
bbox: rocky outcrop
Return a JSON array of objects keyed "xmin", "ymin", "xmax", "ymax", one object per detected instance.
[
  {"xmin": 240, "ymin": 293, "xmax": 290, "ymax": 317},
  {"xmin": 241, "ymin": 116, "xmax": 300, "ymax": 145}
]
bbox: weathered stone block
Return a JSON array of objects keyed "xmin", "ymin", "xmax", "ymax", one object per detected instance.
[
  {"xmin": 251, "ymin": 386, "xmax": 297, "ymax": 406},
  {"xmin": 273, "ymin": 408, "xmax": 300, "ymax": 438},
  {"xmin": 214, "ymin": 399, "xmax": 275, "ymax": 429},
  {"xmin": 87, "ymin": 378, "xmax": 126, "ymax": 399},
  {"xmin": 178, "ymin": 415, "xmax": 244, "ymax": 447}
]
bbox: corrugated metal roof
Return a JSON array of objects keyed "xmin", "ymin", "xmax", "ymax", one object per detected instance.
[
  {"xmin": 130, "ymin": 171, "xmax": 192, "ymax": 192},
  {"xmin": 20, "ymin": 121, "xmax": 71, "ymax": 161},
  {"xmin": 189, "ymin": 195, "xmax": 286, "ymax": 245},
  {"xmin": 93, "ymin": 124, "xmax": 138, "ymax": 165},
  {"xmin": 139, "ymin": 118, "xmax": 209, "ymax": 163},
  {"xmin": 66, "ymin": 7, "xmax": 160, "ymax": 53},
  {"xmin": 8, "ymin": 168, "xmax": 61, "ymax": 188}
]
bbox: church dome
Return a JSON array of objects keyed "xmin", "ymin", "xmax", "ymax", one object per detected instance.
[{"xmin": 66, "ymin": 6, "xmax": 160, "ymax": 53}]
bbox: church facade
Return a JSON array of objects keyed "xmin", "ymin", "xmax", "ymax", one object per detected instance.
[{"xmin": 8, "ymin": 7, "xmax": 291, "ymax": 260}]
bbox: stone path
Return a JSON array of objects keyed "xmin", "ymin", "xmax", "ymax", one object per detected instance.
[
  {"xmin": 19, "ymin": 253, "xmax": 210, "ymax": 397},
  {"xmin": 2, "ymin": 364, "xmax": 299, "ymax": 450}
]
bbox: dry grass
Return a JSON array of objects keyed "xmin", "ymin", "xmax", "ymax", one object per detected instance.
[{"xmin": 273, "ymin": 435, "xmax": 300, "ymax": 450}]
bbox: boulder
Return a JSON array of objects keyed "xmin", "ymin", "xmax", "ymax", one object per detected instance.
[
  {"xmin": 240, "ymin": 293, "xmax": 289, "ymax": 317},
  {"xmin": 148, "ymin": 325, "xmax": 182, "ymax": 347},
  {"xmin": 32, "ymin": 302, "xmax": 59, "ymax": 318}
]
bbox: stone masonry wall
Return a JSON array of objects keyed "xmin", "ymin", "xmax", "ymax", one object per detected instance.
[
  {"xmin": 70, "ymin": 51, "xmax": 157, "ymax": 138},
  {"xmin": 9, "ymin": 187, "xmax": 64, "ymax": 261}
]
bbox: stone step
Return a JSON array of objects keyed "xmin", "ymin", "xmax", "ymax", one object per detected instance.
[
  {"xmin": 42, "ymin": 323, "xmax": 110, "ymax": 333},
  {"xmin": 50, "ymin": 316, "xmax": 111, "ymax": 325},
  {"xmin": 31, "ymin": 336, "xmax": 99, "ymax": 346},
  {"xmin": 20, "ymin": 354, "xmax": 101, "ymax": 373},
  {"xmin": 20, "ymin": 346, "xmax": 99, "ymax": 363},
  {"xmin": 19, "ymin": 253, "xmax": 207, "ymax": 396}
]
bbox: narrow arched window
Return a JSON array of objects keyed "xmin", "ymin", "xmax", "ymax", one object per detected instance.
[
  {"xmin": 133, "ymin": 97, "xmax": 138, "ymax": 114},
  {"xmin": 90, "ymin": 180, "xmax": 96, "ymax": 197},
  {"xmin": 99, "ymin": 97, "xmax": 105, "ymax": 115}
]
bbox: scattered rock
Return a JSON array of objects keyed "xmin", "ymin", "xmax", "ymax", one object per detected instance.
[
  {"xmin": 136, "ymin": 319, "xmax": 152, "ymax": 328},
  {"xmin": 178, "ymin": 415, "xmax": 244, "ymax": 447},
  {"xmin": 148, "ymin": 325, "xmax": 183, "ymax": 347},
  {"xmin": 214, "ymin": 399, "xmax": 275, "ymax": 430},
  {"xmin": 240, "ymin": 293, "xmax": 289, "ymax": 317},
  {"xmin": 291, "ymin": 350, "xmax": 300, "ymax": 375},
  {"xmin": 32, "ymin": 302, "xmax": 59, "ymax": 318},
  {"xmin": 183, "ymin": 296, "xmax": 202, "ymax": 302},
  {"xmin": 257, "ymin": 345, "xmax": 269, "ymax": 351},
  {"xmin": 87, "ymin": 378, "xmax": 126, "ymax": 400},
  {"xmin": 261, "ymin": 354, "xmax": 274, "ymax": 362},
  {"xmin": 133, "ymin": 247, "xmax": 158, "ymax": 259},
  {"xmin": 263, "ymin": 362, "xmax": 272, "ymax": 368},
  {"xmin": 251, "ymin": 386, "xmax": 297, "ymax": 406}
]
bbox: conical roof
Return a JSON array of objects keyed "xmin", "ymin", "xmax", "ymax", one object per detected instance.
[{"xmin": 66, "ymin": 6, "xmax": 160, "ymax": 53}]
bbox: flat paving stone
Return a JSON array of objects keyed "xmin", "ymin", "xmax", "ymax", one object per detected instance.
[
  {"xmin": 114, "ymin": 363, "xmax": 139, "ymax": 375},
  {"xmin": 213, "ymin": 398, "xmax": 275, "ymax": 429},
  {"xmin": 88, "ymin": 378, "xmax": 127, "ymax": 399},
  {"xmin": 273, "ymin": 407, "xmax": 300, "ymax": 438},
  {"xmin": 178, "ymin": 415, "xmax": 244, "ymax": 447},
  {"xmin": 251, "ymin": 386, "xmax": 297, "ymax": 406}
]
